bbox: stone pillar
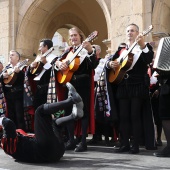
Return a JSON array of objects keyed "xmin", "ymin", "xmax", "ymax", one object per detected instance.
[
  {"xmin": 8, "ymin": 0, "xmax": 19, "ymax": 51},
  {"xmin": 0, "ymin": 0, "xmax": 19, "ymax": 65},
  {"xmin": 110, "ymin": 0, "xmax": 153, "ymax": 52},
  {"xmin": 0, "ymin": 0, "xmax": 10, "ymax": 65},
  {"xmin": 102, "ymin": 39, "xmax": 111, "ymax": 54}
]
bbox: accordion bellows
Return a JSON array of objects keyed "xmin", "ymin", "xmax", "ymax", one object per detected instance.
[{"xmin": 153, "ymin": 37, "xmax": 170, "ymax": 71}]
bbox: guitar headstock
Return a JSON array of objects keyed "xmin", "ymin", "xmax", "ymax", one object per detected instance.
[
  {"xmin": 142, "ymin": 25, "xmax": 153, "ymax": 36},
  {"xmin": 86, "ymin": 31, "xmax": 98, "ymax": 42}
]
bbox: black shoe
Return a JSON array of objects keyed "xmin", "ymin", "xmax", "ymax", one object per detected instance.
[
  {"xmin": 153, "ymin": 147, "xmax": 170, "ymax": 157},
  {"xmin": 66, "ymin": 82, "xmax": 82, "ymax": 103},
  {"xmin": 72, "ymin": 102, "xmax": 84, "ymax": 119},
  {"xmin": 156, "ymin": 139, "xmax": 163, "ymax": 146},
  {"xmin": 105, "ymin": 140, "xmax": 111, "ymax": 146},
  {"xmin": 129, "ymin": 146, "xmax": 139, "ymax": 154},
  {"xmin": 74, "ymin": 142, "xmax": 87, "ymax": 152},
  {"xmin": 97, "ymin": 136, "xmax": 102, "ymax": 141},
  {"xmin": 114, "ymin": 145, "xmax": 130, "ymax": 153},
  {"xmin": 113, "ymin": 140, "xmax": 121, "ymax": 148},
  {"xmin": 87, "ymin": 138, "xmax": 98, "ymax": 145},
  {"xmin": 75, "ymin": 136, "xmax": 82, "ymax": 145},
  {"xmin": 65, "ymin": 140, "xmax": 76, "ymax": 150}
]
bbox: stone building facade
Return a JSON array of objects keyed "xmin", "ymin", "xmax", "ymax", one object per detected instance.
[{"xmin": 0, "ymin": 0, "xmax": 169, "ymax": 65}]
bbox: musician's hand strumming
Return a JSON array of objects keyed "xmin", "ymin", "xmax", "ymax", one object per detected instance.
[
  {"xmin": 3, "ymin": 73, "xmax": 8, "ymax": 78},
  {"xmin": 30, "ymin": 61, "xmax": 38, "ymax": 68},
  {"xmin": 56, "ymin": 61, "xmax": 68, "ymax": 71},
  {"xmin": 109, "ymin": 60, "xmax": 119, "ymax": 69}
]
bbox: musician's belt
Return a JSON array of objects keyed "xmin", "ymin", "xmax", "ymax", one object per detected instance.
[
  {"xmin": 124, "ymin": 74, "xmax": 129, "ymax": 79},
  {"xmin": 72, "ymin": 74, "xmax": 89, "ymax": 80},
  {"xmin": 5, "ymin": 86, "xmax": 23, "ymax": 92},
  {"xmin": 37, "ymin": 84, "xmax": 49, "ymax": 89}
]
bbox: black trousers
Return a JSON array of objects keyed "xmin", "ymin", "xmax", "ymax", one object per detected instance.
[
  {"xmin": 65, "ymin": 86, "xmax": 90, "ymax": 144},
  {"xmin": 118, "ymin": 97, "xmax": 143, "ymax": 147},
  {"xmin": 5, "ymin": 91, "xmax": 25, "ymax": 130},
  {"xmin": 1, "ymin": 98, "xmax": 73, "ymax": 163}
]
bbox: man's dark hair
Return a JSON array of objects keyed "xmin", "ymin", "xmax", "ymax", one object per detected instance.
[{"xmin": 40, "ymin": 39, "xmax": 53, "ymax": 50}]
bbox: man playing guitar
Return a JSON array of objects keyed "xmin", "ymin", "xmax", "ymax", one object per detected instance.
[
  {"xmin": 106, "ymin": 23, "xmax": 156, "ymax": 154},
  {"xmin": 55, "ymin": 27, "xmax": 98, "ymax": 152},
  {"xmin": 29, "ymin": 39, "xmax": 57, "ymax": 110},
  {"xmin": 1, "ymin": 50, "xmax": 26, "ymax": 130}
]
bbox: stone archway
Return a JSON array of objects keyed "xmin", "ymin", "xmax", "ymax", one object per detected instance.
[
  {"xmin": 41, "ymin": 13, "xmax": 89, "ymax": 41},
  {"xmin": 152, "ymin": 0, "xmax": 170, "ymax": 39},
  {"xmin": 16, "ymin": 0, "xmax": 111, "ymax": 59},
  {"xmin": 16, "ymin": 0, "xmax": 68, "ymax": 58}
]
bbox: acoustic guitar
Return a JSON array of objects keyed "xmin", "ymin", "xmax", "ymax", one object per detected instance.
[
  {"xmin": 3, "ymin": 59, "xmax": 29, "ymax": 85},
  {"xmin": 30, "ymin": 47, "xmax": 54, "ymax": 75},
  {"xmin": 108, "ymin": 25, "xmax": 153, "ymax": 84},
  {"xmin": 57, "ymin": 30, "xmax": 98, "ymax": 84}
]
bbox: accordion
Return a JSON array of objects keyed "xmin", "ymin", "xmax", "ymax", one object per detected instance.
[{"xmin": 153, "ymin": 37, "xmax": 170, "ymax": 73}]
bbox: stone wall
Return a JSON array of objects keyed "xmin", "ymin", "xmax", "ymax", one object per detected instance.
[
  {"xmin": 0, "ymin": 0, "xmax": 9, "ymax": 64},
  {"xmin": 0, "ymin": 0, "xmax": 169, "ymax": 64},
  {"xmin": 110, "ymin": 0, "xmax": 153, "ymax": 53}
]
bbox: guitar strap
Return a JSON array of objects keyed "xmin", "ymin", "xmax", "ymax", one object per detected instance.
[{"xmin": 5, "ymin": 64, "xmax": 12, "ymax": 70}]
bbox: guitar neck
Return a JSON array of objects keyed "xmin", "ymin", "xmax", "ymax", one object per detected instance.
[
  {"xmin": 127, "ymin": 41, "xmax": 138, "ymax": 53},
  {"xmin": 119, "ymin": 41, "xmax": 137, "ymax": 64},
  {"xmin": 18, "ymin": 59, "xmax": 28, "ymax": 69},
  {"xmin": 42, "ymin": 47, "xmax": 54, "ymax": 57},
  {"xmin": 34, "ymin": 47, "xmax": 54, "ymax": 63},
  {"xmin": 18, "ymin": 62, "xmax": 25, "ymax": 68},
  {"xmin": 68, "ymin": 45, "xmax": 83, "ymax": 64}
]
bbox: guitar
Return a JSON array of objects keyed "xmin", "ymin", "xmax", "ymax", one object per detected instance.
[
  {"xmin": 57, "ymin": 30, "xmax": 98, "ymax": 84},
  {"xmin": 30, "ymin": 47, "xmax": 54, "ymax": 75},
  {"xmin": 3, "ymin": 59, "xmax": 29, "ymax": 85},
  {"xmin": 108, "ymin": 25, "xmax": 153, "ymax": 84}
]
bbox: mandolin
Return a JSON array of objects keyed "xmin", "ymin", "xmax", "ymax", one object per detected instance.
[
  {"xmin": 57, "ymin": 30, "xmax": 98, "ymax": 84},
  {"xmin": 3, "ymin": 59, "xmax": 29, "ymax": 85},
  {"xmin": 108, "ymin": 25, "xmax": 153, "ymax": 84},
  {"xmin": 30, "ymin": 47, "xmax": 54, "ymax": 75}
]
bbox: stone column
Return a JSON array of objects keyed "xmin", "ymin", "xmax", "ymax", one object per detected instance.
[
  {"xmin": 0, "ymin": 0, "xmax": 19, "ymax": 65},
  {"xmin": 102, "ymin": 39, "xmax": 111, "ymax": 54},
  {"xmin": 110, "ymin": 0, "xmax": 153, "ymax": 52},
  {"xmin": 0, "ymin": 0, "xmax": 10, "ymax": 65}
]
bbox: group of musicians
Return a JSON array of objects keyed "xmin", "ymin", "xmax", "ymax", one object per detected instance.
[{"xmin": 0, "ymin": 23, "xmax": 169, "ymax": 163}]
